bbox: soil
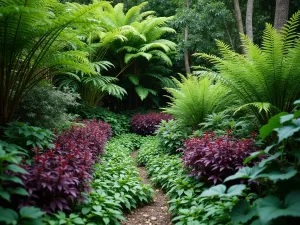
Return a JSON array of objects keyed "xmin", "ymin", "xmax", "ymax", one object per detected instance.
[{"xmin": 121, "ymin": 152, "xmax": 172, "ymax": 225}]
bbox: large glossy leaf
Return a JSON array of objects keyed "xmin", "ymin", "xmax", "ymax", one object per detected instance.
[
  {"xmin": 257, "ymin": 191, "xmax": 300, "ymax": 223},
  {"xmin": 231, "ymin": 200, "xmax": 257, "ymax": 224},
  {"xmin": 259, "ymin": 112, "xmax": 287, "ymax": 139},
  {"xmin": 257, "ymin": 167, "xmax": 297, "ymax": 182},
  {"xmin": 200, "ymin": 184, "xmax": 246, "ymax": 197},
  {"xmin": 0, "ymin": 207, "xmax": 18, "ymax": 225},
  {"xmin": 19, "ymin": 206, "xmax": 45, "ymax": 219},
  {"xmin": 224, "ymin": 166, "xmax": 266, "ymax": 182},
  {"xmin": 275, "ymin": 123, "xmax": 300, "ymax": 143}
]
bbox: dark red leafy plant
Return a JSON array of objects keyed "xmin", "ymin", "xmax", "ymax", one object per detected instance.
[
  {"xmin": 21, "ymin": 120, "xmax": 111, "ymax": 212},
  {"xmin": 182, "ymin": 132, "xmax": 259, "ymax": 184},
  {"xmin": 131, "ymin": 112, "xmax": 173, "ymax": 135}
]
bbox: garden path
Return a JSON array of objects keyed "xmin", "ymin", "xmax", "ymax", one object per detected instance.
[{"xmin": 121, "ymin": 152, "xmax": 172, "ymax": 225}]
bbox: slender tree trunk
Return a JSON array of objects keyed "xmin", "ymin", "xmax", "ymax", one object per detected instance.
[
  {"xmin": 233, "ymin": 0, "xmax": 246, "ymax": 54},
  {"xmin": 274, "ymin": 0, "xmax": 290, "ymax": 30},
  {"xmin": 246, "ymin": 0, "xmax": 254, "ymax": 42},
  {"xmin": 184, "ymin": 0, "xmax": 191, "ymax": 74}
]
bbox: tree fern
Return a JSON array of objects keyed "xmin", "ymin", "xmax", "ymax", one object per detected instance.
[
  {"xmin": 163, "ymin": 75, "xmax": 232, "ymax": 128},
  {"xmin": 196, "ymin": 11, "xmax": 300, "ymax": 124}
]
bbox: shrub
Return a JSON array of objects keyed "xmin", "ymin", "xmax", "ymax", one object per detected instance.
[
  {"xmin": 22, "ymin": 120, "xmax": 112, "ymax": 212},
  {"xmin": 131, "ymin": 112, "xmax": 173, "ymax": 135},
  {"xmin": 155, "ymin": 119, "xmax": 192, "ymax": 154},
  {"xmin": 76, "ymin": 106, "xmax": 130, "ymax": 136},
  {"xmin": 163, "ymin": 75, "xmax": 231, "ymax": 129},
  {"xmin": 2, "ymin": 122, "xmax": 56, "ymax": 153},
  {"xmin": 15, "ymin": 85, "xmax": 80, "ymax": 130},
  {"xmin": 182, "ymin": 132, "xmax": 259, "ymax": 184}
]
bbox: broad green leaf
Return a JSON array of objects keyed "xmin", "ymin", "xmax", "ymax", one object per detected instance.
[
  {"xmin": 259, "ymin": 112, "xmax": 287, "ymax": 139},
  {"xmin": 224, "ymin": 166, "xmax": 266, "ymax": 182},
  {"xmin": 200, "ymin": 184, "xmax": 246, "ymax": 197},
  {"xmin": 73, "ymin": 217, "xmax": 85, "ymax": 224},
  {"xmin": 10, "ymin": 187, "xmax": 29, "ymax": 196},
  {"xmin": 275, "ymin": 125, "xmax": 300, "ymax": 143},
  {"xmin": 231, "ymin": 200, "xmax": 257, "ymax": 224},
  {"xmin": 0, "ymin": 207, "xmax": 18, "ymax": 225},
  {"xmin": 258, "ymin": 152, "xmax": 282, "ymax": 167},
  {"xmin": 244, "ymin": 150, "xmax": 265, "ymax": 165},
  {"xmin": 19, "ymin": 206, "xmax": 45, "ymax": 219},
  {"xmin": 0, "ymin": 190, "xmax": 10, "ymax": 201},
  {"xmin": 257, "ymin": 167, "xmax": 297, "ymax": 182},
  {"xmin": 280, "ymin": 114, "xmax": 294, "ymax": 123},
  {"xmin": 6, "ymin": 164, "xmax": 28, "ymax": 174},
  {"xmin": 257, "ymin": 191, "xmax": 300, "ymax": 223}
]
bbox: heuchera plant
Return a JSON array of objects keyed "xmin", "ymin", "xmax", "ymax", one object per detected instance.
[
  {"xmin": 182, "ymin": 132, "xmax": 258, "ymax": 184},
  {"xmin": 130, "ymin": 113, "xmax": 173, "ymax": 135},
  {"xmin": 21, "ymin": 120, "xmax": 112, "ymax": 212}
]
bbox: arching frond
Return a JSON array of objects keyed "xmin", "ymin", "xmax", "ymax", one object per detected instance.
[{"xmin": 124, "ymin": 52, "xmax": 152, "ymax": 63}]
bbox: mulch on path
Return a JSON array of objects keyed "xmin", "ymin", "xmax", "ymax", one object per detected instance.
[{"xmin": 121, "ymin": 152, "xmax": 172, "ymax": 225}]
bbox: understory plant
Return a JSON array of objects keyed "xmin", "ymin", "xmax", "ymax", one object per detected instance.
[
  {"xmin": 2, "ymin": 122, "xmax": 55, "ymax": 153},
  {"xmin": 22, "ymin": 120, "xmax": 112, "ymax": 212},
  {"xmin": 16, "ymin": 84, "xmax": 80, "ymax": 130},
  {"xmin": 0, "ymin": 141, "xmax": 45, "ymax": 225},
  {"xmin": 225, "ymin": 100, "xmax": 300, "ymax": 224},
  {"xmin": 164, "ymin": 75, "xmax": 231, "ymax": 129},
  {"xmin": 130, "ymin": 112, "xmax": 173, "ymax": 135},
  {"xmin": 76, "ymin": 106, "xmax": 130, "ymax": 136},
  {"xmin": 182, "ymin": 132, "xmax": 259, "ymax": 184},
  {"xmin": 155, "ymin": 119, "xmax": 191, "ymax": 154},
  {"xmin": 138, "ymin": 136, "xmax": 243, "ymax": 225},
  {"xmin": 196, "ymin": 11, "xmax": 300, "ymax": 124},
  {"xmin": 80, "ymin": 134, "xmax": 153, "ymax": 225}
]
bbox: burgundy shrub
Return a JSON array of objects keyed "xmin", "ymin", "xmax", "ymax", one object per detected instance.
[
  {"xmin": 131, "ymin": 112, "xmax": 174, "ymax": 135},
  {"xmin": 182, "ymin": 132, "xmax": 259, "ymax": 184},
  {"xmin": 22, "ymin": 120, "xmax": 111, "ymax": 212}
]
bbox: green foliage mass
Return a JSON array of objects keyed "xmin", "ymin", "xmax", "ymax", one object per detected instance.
[
  {"xmin": 2, "ymin": 122, "xmax": 55, "ymax": 153},
  {"xmin": 137, "ymin": 136, "xmax": 242, "ymax": 225},
  {"xmin": 155, "ymin": 119, "xmax": 191, "ymax": 155},
  {"xmin": 197, "ymin": 11, "xmax": 300, "ymax": 125},
  {"xmin": 164, "ymin": 75, "xmax": 232, "ymax": 129},
  {"xmin": 0, "ymin": 141, "xmax": 45, "ymax": 225},
  {"xmin": 76, "ymin": 107, "xmax": 130, "ymax": 136},
  {"xmin": 225, "ymin": 100, "xmax": 300, "ymax": 224},
  {"xmin": 15, "ymin": 85, "xmax": 80, "ymax": 130},
  {"xmin": 78, "ymin": 134, "xmax": 153, "ymax": 225}
]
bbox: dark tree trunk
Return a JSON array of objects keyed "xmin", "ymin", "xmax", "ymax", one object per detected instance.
[
  {"xmin": 246, "ymin": 0, "xmax": 254, "ymax": 42},
  {"xmin": 233, "ymin": 0, "xmax": 246, "ymax": 54},
  {"xmin": 274, "ymin": 0, "xmax": 290, "ymax": 30},
  {"xmin": 184, "ymin": 0, "xmax": 191, "ymax": 74}
]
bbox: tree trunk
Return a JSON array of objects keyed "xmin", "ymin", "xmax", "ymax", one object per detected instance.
[
  {"xmin": 184, "ymin": 0, "xmax": 191, "ymax": 74},
  {"xmin": 246, "ymin": 0, "xmax": 254, "ymax": 42},
  {"xmin": 274, "ymin": 0, "xmax": 290, "ymax": 30},
  {"xmin": 233, "ymin": 0, "xmax": 246, "ymax": 54}
]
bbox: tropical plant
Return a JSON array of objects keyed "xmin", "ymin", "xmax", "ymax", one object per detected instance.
[
  {"xmin": 225, "ymin": 100, "xmax": 300, "ymax": 224},
  {"xmin": 155, "ymin": 119, "xmax": 191, "ymax": 154},
  {"xmin": 196, "ymin": 11, "xmax": 300, "ymax": 124},
  {"xmin": 92, "ymin": 2, "xmax": 177, "ymax": 102},
  {"xmin": 164, "ymin": 74, "xmax": 232, "ymax": 129},
  {"xmin": 2, "ymin": 122, "xmax": 55, "ymax": 153},
  {"xmin": 15, "ymin": 84, "xmax": 80, "ymax": 130},
  {"xmin": 0, "ymin": 0, "xmax": 111, "ymax": 126}
]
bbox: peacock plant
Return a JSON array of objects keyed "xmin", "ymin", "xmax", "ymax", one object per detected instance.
[
  {"xmin": 163, "ymin": 74, "xmax": 232, "ymax": 129},
  {"xmin": 0, "ymin": 0, "xmax": 111, "ymax": 125},
  {"xmin": 196, "ymin": 11, "xmax": 300, "ymax": 125}
]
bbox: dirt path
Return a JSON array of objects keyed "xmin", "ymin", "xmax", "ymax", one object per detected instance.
[{"xmin": 121, "ymin": 152, "xmax": 172, "ymax": 225}]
